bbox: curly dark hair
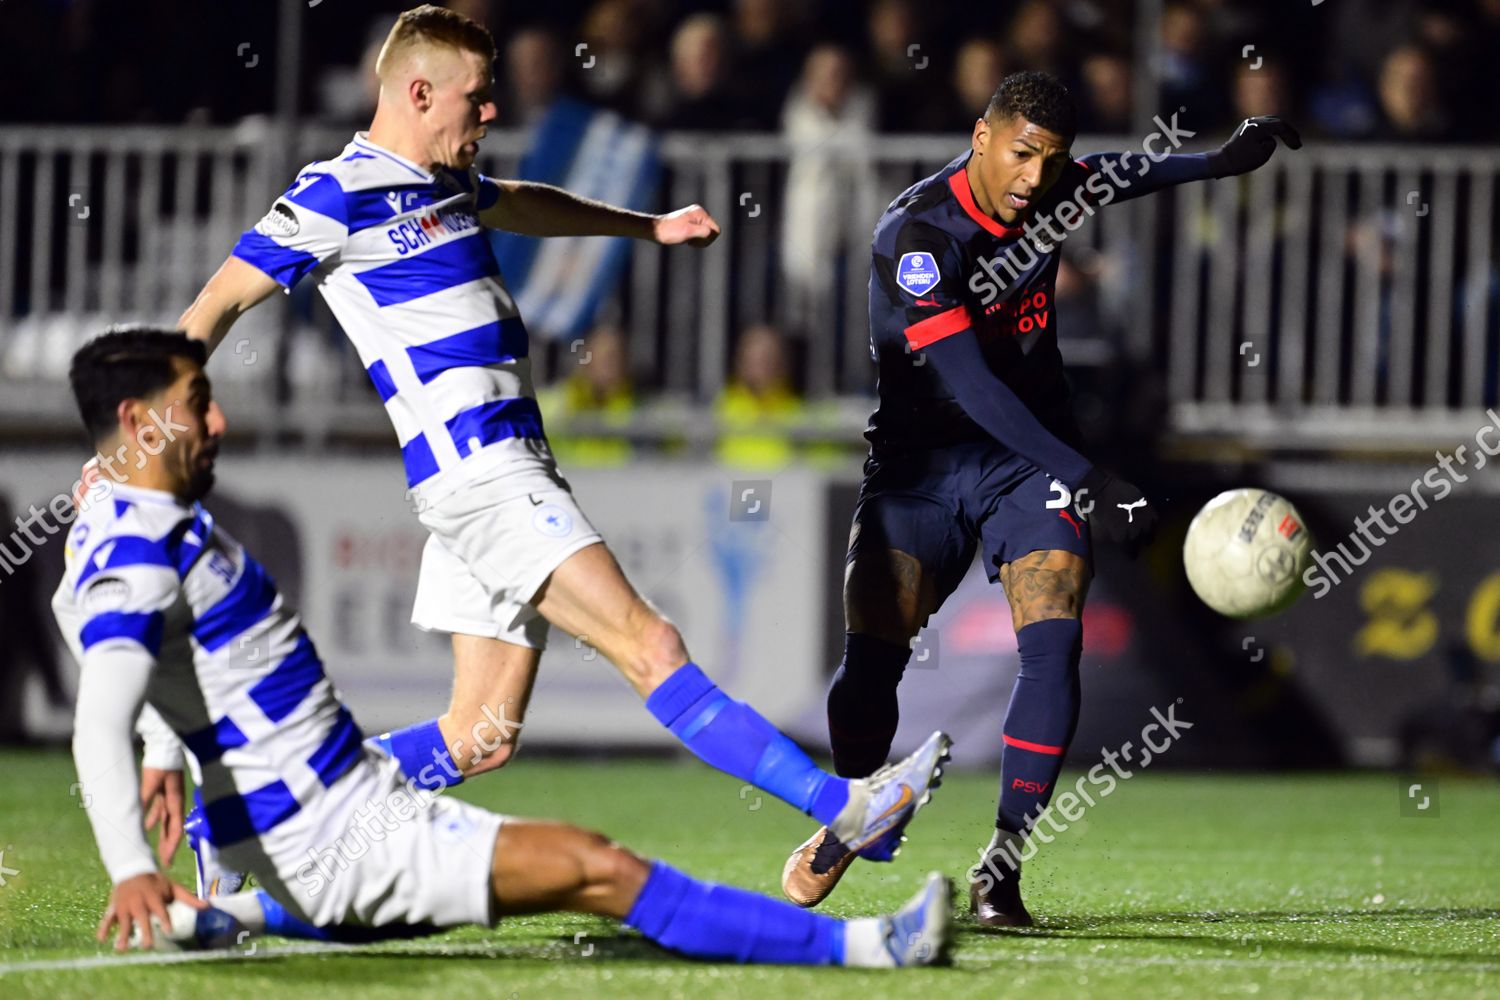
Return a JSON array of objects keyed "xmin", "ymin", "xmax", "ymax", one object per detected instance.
[
  {"xmin": 985, "ymin": 71, "xmax": 1078, "ymax": 138},
  {"xmin": 69, "ymin": 326, "xmax": 206, "ymax": 444}
]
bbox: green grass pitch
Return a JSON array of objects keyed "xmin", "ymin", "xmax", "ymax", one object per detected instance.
[{"xmin": 1, "ymin": 749, "xmax": 1496, "ymax": 998}]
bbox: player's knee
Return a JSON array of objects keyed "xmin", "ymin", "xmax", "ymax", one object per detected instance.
[
  {"xmin": 846, "ymin": 602, "xmax": 915, "ymax": 645},
  {"xmin": 467, "ymin": 736, "xmax": 519, "ymax": 775},
  {"xmin": 441, "ymin": 709, "xmax": 522, "ymax": 777},
  {"xmin": 844, "ymin": 547, "xmax": 932, "ymax": 642},
  {"xmin": 577, "ymin": 829, "xmax": 650, "ymax": 897},
  {"xmin": 1003, "ymin": 550, "xmax": 1088, "ymax": 629},
  {"xmin": 846, "ymin": 586, "xmax": 925, "ymax": 645},
  {"xmin": 632, "ymin": 613, "xmax": 690, "ymax": 682}
]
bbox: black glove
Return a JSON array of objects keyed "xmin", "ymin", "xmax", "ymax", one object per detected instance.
[
  {"xmin": 1076, "ymin": 467, "xmax": 1159, "ymax": 553},
  {"xmin": 1207, "ymin": 116, "xmax": 1303, "ymax": 178}
]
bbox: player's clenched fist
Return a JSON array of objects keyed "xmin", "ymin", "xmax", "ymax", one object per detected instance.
[
  {"xmin": 1077, "ymin": 467, "xmax": 1159, "ymax": 552},
  {"xmin": 1208, "ymin": 116, "xmax": 1302, "ymax": 177},
  {"xmin": 653, "ymin": 204, "xmax": 721, "ymax": 248}
]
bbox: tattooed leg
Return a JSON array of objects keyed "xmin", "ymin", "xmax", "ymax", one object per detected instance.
[
  {"xmin": 982, "ymin": 547, "xmax": 1089, "ymax": 917},
  {"xmin": 997, "ymin": 549, "xmax": 1089, "ymax": 630}
]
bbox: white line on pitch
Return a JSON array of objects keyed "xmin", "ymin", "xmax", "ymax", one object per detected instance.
[
  {"xmin": 0, "ymin": 940, "xmax": 514, "ymax": 975},
  {"xmin": 961, "ymin": 952, "xmax": 1500, "ymax": 976},
  {"xmin": 2, "ymin": 942, "xmax": 1497, "ymax": 977}
]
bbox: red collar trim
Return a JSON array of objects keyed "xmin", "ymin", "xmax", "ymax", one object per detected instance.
[{"xmin": 948, "ymin": 164, "xmax": 1024, "ymax": 238}]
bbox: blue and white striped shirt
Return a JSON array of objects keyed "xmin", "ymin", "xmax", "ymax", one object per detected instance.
[
  {"xmin": 231, "ymin": 133, "xmax": 546, "ymax": 500},
  {"xmin": 54, "ymin": 484, "xmax": 361, "ymax": 858}
]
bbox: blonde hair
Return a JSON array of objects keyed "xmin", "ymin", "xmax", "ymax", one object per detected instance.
[{"xmin": 376, "ymin": 5, "xmax": 495, "ymax": 81}]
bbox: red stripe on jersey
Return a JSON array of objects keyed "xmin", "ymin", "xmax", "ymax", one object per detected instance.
[
  {"xmin": 904, "ymin": 306, "xmax": 970, "ymax": 349},
  {"xmin": 1075, "ymin": 158, "xmax": 1091, "ymax": 171},
  {"xmin": 948, "ymin": 168, "xmax": 1024, "ymax": 238},
  {"xmin": 1003, "ymin": 733, "xmax": 1065, "ymax": 755}
]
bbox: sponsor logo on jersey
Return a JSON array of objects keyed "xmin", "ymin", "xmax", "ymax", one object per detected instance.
[
  {"xmin": 418, "ymin": 211, "xmax": 456, "ymax": 238},
  {"xmin": 895, "ymin": 252, "xmax": 941, "ymax": 297},
  {"xmin": 387, "ymin": 206, "xmax": 480, "ymax": 255},
  {"xmin": 254, "ymin": 202, "xmax": 300, "ymax": 239},
  {"xmin": 983, "ymin": 289, "xmax": 1052, "ymax": 355}
]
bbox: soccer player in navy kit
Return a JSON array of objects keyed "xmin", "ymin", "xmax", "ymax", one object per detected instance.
[{"xmin": 781, "ymin": 72, "xmax": 1300, "ymax": 924}]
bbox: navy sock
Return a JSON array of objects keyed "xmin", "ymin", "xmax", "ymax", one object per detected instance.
[
  {"xmin": 997, "ymin": 618, "xmax": 1082, "ymax": 833},
  {"xmin": 645, "ymin": 663, "xmax": 849, "ymax": 824},
  {"xmin": 826, "ymin": 632, "xmax": 912, "ymax": 778},
  {"xmin": 367, "ymin": 718, "xmax": 464, "ymax": 792},
  {"xmin": 625, "ymin": 860, "xmax": 845, "ymax": 964}
]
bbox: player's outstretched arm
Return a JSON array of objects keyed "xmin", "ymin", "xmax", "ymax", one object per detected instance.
[
  {"xmin": 1206, "ymin": 116, "xmax": 1303, "ymax": 177},
  {"xmin": 1080, "ymin": 116, "xmax": 1302, "ymax": 206},
  {"xmin": 177, "ymin": 256, "xmax": 281, "ymax": 358},
  {"xmin": 479, "ymin": 178, "xmax": 720, "ymax": 246}
]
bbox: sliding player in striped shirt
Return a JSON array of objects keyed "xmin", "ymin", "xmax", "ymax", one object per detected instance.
[{"xmin": 56, "ymin": 327, "xmax": 951, "ymax": 965}]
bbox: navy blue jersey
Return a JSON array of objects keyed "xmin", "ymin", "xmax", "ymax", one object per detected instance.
[{"xmin": 866, "ymin": 149, "xmax": 1108, "ymax": 454}]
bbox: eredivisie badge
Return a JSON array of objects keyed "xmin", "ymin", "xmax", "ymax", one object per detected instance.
[{"xmin": 895, "ymin": 252, "xmax": 940, "ymax": 297}]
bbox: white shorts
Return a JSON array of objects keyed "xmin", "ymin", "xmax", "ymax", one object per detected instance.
[
  {"xmin": 410, "ymin": 464, "xmax": 602, "ymax": 650},
  {"xmin": 225, "ymin": 752, "xmax": 505, "ymax": 930}
]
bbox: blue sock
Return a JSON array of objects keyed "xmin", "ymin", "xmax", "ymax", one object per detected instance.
[
  {"xmin": 998, "ymin": 618, "xmax": 1082, "ymax": 833},
  {"xmin": 366, "ymin": 718, "xmax": 464, "ymax": 792},
  {"xmin": 252, "ymin": 890, "xmax": 441, "ymax": 945},
  {"xmin": 625, "ymin": 860, "xmax": 845, "ymax": 965},
  {"xmin": 645, "ymin": 663, "xmax": 849, "ymax": 824},
  {"xmin": 255, "ymin": 890, "xmax": 332, "ymax": 941}
]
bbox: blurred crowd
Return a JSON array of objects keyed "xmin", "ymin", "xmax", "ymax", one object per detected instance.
[
  {"xmin": 537, "ymin": 322, "xmax": 855, "ymax": 468},
  {"xmin": 5, "ymin": 0, "xmax": 1499, "ymax": 142},
  {"xmin": 5, "ymin": 0, "xmax": 1498, "ymax": 467}
]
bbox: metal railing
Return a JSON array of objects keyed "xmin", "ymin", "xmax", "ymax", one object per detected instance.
[
  {"xmin": 1165, "ymin": 144, "xmax": 1500, "ymax": 446},
  {"xmin": 1, "ymin": 123, "xmax": 1496, "ymax": 449}
]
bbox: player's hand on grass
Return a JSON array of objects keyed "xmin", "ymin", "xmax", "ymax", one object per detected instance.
[
  {"xmin": 98, "ymin": 872, "xmax": 205, "ymax": 951},
  {"xmin": 140, "ymin": 766, "xmax": 186, "ymax": 867},
  {"xmin": 1078, "ymin": 467, "xmax": 1159, "ymax": 554},
  {"xmin": 654, "ymin": 204, "xmax": 721, "ymax": 248},
  {"xmin": 1209, "ymin": 116, "xmax": 1303, "ymax": 177}
]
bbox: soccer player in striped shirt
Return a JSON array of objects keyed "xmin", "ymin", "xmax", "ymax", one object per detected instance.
[
  {"xmin": 57, "ymin": 327, "xmax": 952, "ymax": 965},
  {"xmin": 173, "ymin": 5, "xmax": 949, "ymax": 892}
]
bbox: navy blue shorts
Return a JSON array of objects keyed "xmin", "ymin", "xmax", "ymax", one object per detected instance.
[{"xmin": 847, "ymin": 441, "xmax": 1093, "ymax": 605}]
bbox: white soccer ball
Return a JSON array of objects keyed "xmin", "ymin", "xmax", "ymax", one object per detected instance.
[{"xmin": 1183, "ymin": 488, "xmax": 1314, "ymax": 619}]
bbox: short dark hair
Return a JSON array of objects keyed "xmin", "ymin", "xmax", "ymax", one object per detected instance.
[
  {"xmin": 986, "ymin": 71, "xmax": 1078, "ymax": 138},
  {"xmin": 69, "ymin": 326, "xmax": 206, "ymax": 443}
]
